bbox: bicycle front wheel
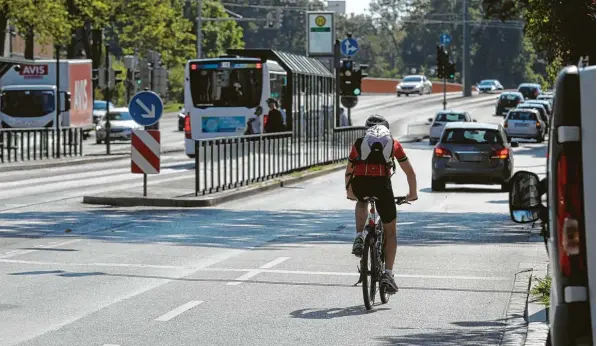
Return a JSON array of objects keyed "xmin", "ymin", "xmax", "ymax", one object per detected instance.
[{"xmin": 361, "ymin": 235, "xmax": 377, "ymax": 310}]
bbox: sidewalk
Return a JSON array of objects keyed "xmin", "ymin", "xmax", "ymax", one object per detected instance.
[{"xmin": 82, "ymin": 162, "xmax": 346, "ymax": 207}]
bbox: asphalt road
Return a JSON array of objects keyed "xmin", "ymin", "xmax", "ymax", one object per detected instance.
[{"xmin": 0, "ymin": 94, "xmax": 548, "ymax": 346}]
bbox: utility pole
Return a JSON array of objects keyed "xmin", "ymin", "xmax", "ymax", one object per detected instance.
[
  {"xmin": 462, "ymin": 0, "xmax": 471, "ymax": 97},
  {"xmin": 55, "ymin": 45, "xmax": 61, "ymax": 158},
  {"xmin": 197, "ymin": 0, "xmax": 202, "ymax": 58},
  {"xmin": 104, "ymin": 44, "xmax": 111, "ymax": 155},
  {"xmin": 333, "ymin": 40, "xmax": 340, "ymax": 127}
]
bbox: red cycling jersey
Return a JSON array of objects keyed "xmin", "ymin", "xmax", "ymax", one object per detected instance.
[{"xmin": 349, "ymin": 139, "xmax": 407, "ymax": 176}]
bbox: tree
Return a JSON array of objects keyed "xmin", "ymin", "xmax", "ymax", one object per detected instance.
[
  {"xmin": 0, "ymin": 0, "xmax": 71, "ymax": 58},
  {"xmin": 483, "ymin": 0, "xmax": 595, "ymax": 82},
  {"xmin": 368, "ymin": 0, "xmax": 408, "ymax": 72}
]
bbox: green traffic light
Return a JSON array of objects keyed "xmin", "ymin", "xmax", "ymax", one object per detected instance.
[
  {"xmin": 136, "ymin": 80, "xmax": 141, "ymax": 85},
  {"xmin": 353, "ymin": 88, "xmax": 361, "ymax": 96}
]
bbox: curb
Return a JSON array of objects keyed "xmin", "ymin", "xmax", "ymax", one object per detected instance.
[
  {"xmin": 501, "ymin": 268, "xmax": 533, "ymax": 345},
  {"xmin": 524, "ymin": 263, "xmax": 550, "ymax": 346},
  {"xmin": 0, "ymin": 146, "xmax": 184, "ymax": 172},
  {"xmin": 82, "ymin": 162, "xmax": 347, "ymax": 207}
]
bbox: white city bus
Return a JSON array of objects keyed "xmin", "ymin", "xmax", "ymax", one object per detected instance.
[{"xmin": 183, "ymin": 56, "xmax": 287, "ymax": 157}]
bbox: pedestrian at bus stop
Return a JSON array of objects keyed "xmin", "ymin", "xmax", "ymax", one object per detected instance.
[{"xmin": 265, "ymin": 98, "xmax": 285, "ymax": 133}]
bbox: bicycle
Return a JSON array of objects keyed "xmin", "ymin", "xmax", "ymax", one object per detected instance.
[{"xmin": 354, "ymin": 195, "xmax": 413, "ymax": 311}]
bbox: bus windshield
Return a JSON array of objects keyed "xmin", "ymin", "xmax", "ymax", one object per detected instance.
[
  {"xmin": 1, "ymin": 90, "xmax": 55, "ymax": 117},
  {"xmin": 189, "ymin": 61, "xmax": 262, "ymax": 108}
]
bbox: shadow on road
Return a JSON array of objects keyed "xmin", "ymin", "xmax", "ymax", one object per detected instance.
[
  {"xmin": 374, "ymin": 321, "xmax": 512, "ymax": 345},
  {"xmin": 290, "ymin": 305, "xmax": 389, "ymax": 319},
  {"xmin": 0, "ymin": 207, "xmax": 537, "ymax": 248}
]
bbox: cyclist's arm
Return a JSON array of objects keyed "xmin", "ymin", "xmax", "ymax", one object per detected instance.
[
  {"xmin": 345, "ymin": 145, "xmax": 359, "ymax": 200},
  {"xmin": 394, "ymin": 140, "xmax": 418, "ymax": 201}
]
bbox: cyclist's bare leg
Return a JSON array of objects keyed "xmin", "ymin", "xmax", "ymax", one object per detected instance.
[
  {"xmin": 382, "ymin": 219, "xmax": 397, "ymax": 270},
  {"xmin": 355, "ymin": 201, "xmax": 368, "ymax": 233}
]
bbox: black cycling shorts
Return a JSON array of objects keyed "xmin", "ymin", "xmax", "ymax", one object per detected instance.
[{"xmin": 351, "ymin": 176, "xmax": 396, "ymax": 224}]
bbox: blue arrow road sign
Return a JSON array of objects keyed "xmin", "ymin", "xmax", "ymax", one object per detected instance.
[
  {"xmin": 341, "ymin": 38, "xmax": 359, "ymax": 56},
  {"xmin": 440, "ymin": 33, "xmax": 451, "ymax": 45},
  {"xmin": 128, "ymin": 91, "xmax": 163, "ymax": 127}
]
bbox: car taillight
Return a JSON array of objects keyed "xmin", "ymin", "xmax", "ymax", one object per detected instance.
[
  {"xmin": 491, "ymin": 148, "xmax": 509, "ymax": 159},
  {"xmin": 536, "ymin": 121, "xmax": 541, "ymax": 128},
  {"xmin": 434, "ymin": 147, "xmax": 452, "ymax": 158},
  {"xmin": 503, "ymin": 121, "xmax": 508, "ymax": 128},
  {"xmin": 556, "ymin": 153, "xmax": 584, "ymax": 277},
  {"xmin": 184, "ymin": 113, "xmax": 192, "ymax": 139}
]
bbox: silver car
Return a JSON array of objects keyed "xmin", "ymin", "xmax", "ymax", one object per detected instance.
[
  {"xmin": 95, "ymin": 107, "xmax": 142, "ymax": 144},
  {"xmin": 431, "ymin": 122, "xmax": 515, "ymax": 192},
  {"xmin": 428, "ymin": 110, "xmax": 474, "ymax": 145},
  {"xmin": 504, "ymin": 108, "xmax": 546, "ymax": 143},
  {"xmin": 477, "ymin": 79, "xmax": 504, "ymax": 93},
  {"xmin": 396, "ymin": 75, "xmax": 433, "ymax": 96}
]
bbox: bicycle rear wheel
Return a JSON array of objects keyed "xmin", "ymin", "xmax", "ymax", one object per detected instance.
[{"xmin": 361, "ymin": 234, "xmax": 377, "ymax": 310}]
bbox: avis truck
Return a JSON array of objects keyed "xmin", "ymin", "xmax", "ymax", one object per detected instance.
[{"xmin": 0, "ymin": 59, "xmax": 93, "ymax": 136}]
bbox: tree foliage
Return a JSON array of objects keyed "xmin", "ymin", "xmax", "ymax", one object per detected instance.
[{"xmin": 483, "ymin": 0, "xmax": 595, "ymax": 83}]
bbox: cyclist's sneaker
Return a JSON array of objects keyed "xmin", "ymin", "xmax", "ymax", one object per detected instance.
[
  {"xmin": 351, "ymin": 234, "xmax": 364, "ymax": 257},
  {"xmin": 381, "ymin": 272, "xmax": 399, "ymax": 293}
]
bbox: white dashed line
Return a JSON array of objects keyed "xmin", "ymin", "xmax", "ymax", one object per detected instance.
[
  {"xmin": 155, "ymin": 301, "xmax": 204, "ymax": 322},
  {"xmin": 259, "ymin": 256, "xmax": 290, "ymax": 269},
  {"xmin": 226, "ymin": 257, "xmax": 290, "ymax": 285}
]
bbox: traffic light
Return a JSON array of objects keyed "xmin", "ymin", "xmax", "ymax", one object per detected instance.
[
  {"xmin": 133, "ymin": 70, "xmax": 142, "ymax": 86},
  {"xmin": 436, "ymin": 45, "xmax": 444, "ymax": 78},
  {"xmin": 113, "ymin": 69, "xmax": 124, "ymax": 84},
  {"xmin": 447, "ymin": 61, "xmax": 456, "ymax": 80},
  {"xmin": 340, "ymin": 60, "xmax": 354, "ymax": 96}
]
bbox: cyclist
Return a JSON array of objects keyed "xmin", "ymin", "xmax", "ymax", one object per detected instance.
[{"xmin": 344, "ymin": 114, "xmax": 418, "ymax": 293}]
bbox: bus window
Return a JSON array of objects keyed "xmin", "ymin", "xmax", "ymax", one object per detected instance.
[{"xmin": 189, "ymin": 61, "xmax": 262, "ymax": 108}]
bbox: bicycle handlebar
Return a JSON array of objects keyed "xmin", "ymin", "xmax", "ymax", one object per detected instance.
[{"xmin": 395, "ymin": 196, "xmax": 416, "ymax": 205}]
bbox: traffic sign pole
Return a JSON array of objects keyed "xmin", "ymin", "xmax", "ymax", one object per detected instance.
[{"xmin": 129, "ymin": 91, "xmax": 164, "ymax": 196}]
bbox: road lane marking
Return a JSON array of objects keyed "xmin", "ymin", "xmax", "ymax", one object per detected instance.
[
  {"xmin": 226, "ymin": 270, "xmax": 261, "ymax": 286},
  {"xmin": 0, "ymin": 239, "xmax": 81, "ymax": 259},
  {"xmin": 226, "ymin": 257, "xmax": 290, "ymax": 285},
  {"xmin": 259, "ymin": 257, "xmax": 290, "ymax": 269},
  {"xmin": 155, "ymin": 301, "xmax": 204, "ymax": 322},
  {"xmin": 0, "ymin": 259, "xmax": 513, "ymax": 281}
]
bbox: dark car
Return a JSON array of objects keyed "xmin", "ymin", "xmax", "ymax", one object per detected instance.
[
  {"xmin": 431, "ymin": 122, "xmax": 516, "ymax": 192},
  {"xmin": 517, "ymin": 83, "xmax": 543, "ymax": 100},
  {"xmin": 495, "ymin": 92, "xmax": 524, "ymax": 117}
]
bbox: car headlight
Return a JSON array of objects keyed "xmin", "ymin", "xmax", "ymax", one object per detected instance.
[{"xmin": 397, "ymin": 84, "xmax": 402, "ymax": 89}]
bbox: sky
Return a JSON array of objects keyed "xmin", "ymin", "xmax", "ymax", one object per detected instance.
[{"xmin": 344, "ymin": 0, "xmax": 370, "ymax": 15}]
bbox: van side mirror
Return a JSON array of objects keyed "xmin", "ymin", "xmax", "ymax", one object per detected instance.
[
  {"xmin": 508, "ymin": 170, "xmax": 542, "ymax": 223},
  {"xmin": 427, "ymin": 118, "xmax": 433, "ymax": 123}
]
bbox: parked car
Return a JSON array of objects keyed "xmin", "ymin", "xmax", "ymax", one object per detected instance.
[
  {"xmin": 431, "ymin": 122, "xmax": 515, "ymax": 192},
  {"xmin": 517, "ymin": 83, "xmax": 543, "ymax": 100},
  {"xmin": 428, "ymin": 110, "xmax": 474, "ymax": 145},
  {"xmin": 477, "ymin": 79, "xmax": 504, "ymax": 93},
  {"xmin": 495, "ymin": 91, "xmax": 524, "ymax": 117},
  {"xmin": 178, "ymin": 106, "xmax": 186, "ymax": 131},
  {"xmin": 95, "ymin": 107, "xmax": 142, "ymax": 144},
  {"xmin": 503, "ymin": 108, "xmax": 546, "ymax": 143},
  {"xmin": 508, "ymin": 63, "xmax": 595, "ymax": 346},
  {"xmin": 396, "ymin": 75, "xmax": 433, "ymax": 96},
  {"xmin": 92, "ymin": 100, "xmax": 115, "ymax": 124}
]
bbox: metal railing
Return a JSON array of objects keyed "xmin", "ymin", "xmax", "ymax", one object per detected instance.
[
  {"xmin": 193, "ymin": 126, "xmax": 366, "ymax": 196},
  {"xmin": 0, "ymin": 128, "xmax": 85, "ymax": 164}
]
